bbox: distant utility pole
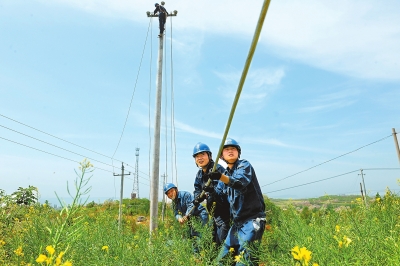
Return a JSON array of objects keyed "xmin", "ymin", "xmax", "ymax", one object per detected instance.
[
  {"xmin": 146, "ymin": 2, "xmax": 178, "ymax": 233},
  {"xmin": 131, "ymin": 147, "xmax": 140, "ymax": 199},
  {"xmin": 161, "ymin": 173, "xmax": 167, "ymax": 221},
  {"xmin": 392, "ymin": 128, "xmax": 400, "ymax": 165},
  {"xmin": 358, "ymin": 169, "xmax": 367, "ymax": 207},
  {"xmin": 114, "ymin": 163, "xmax": 131, "ymax": 230}
]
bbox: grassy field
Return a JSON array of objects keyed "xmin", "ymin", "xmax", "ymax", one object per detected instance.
[{"xmin": 1, "ymin": 161, "xmax": 399, "ymax": 265}]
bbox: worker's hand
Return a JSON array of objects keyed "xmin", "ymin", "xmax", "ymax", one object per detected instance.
[
  {"xmin": 178, "ymin": 216, "xmax": 188, "ymax": 224},
  {"xmin": 203, "ymin": 182, "xmax": 214, "ymax": 193},
  {"xmin": 193, "ymin": 198, "xmax": 202, "ymax": 207},
  {"xmin": 206, "ymin": 171, "xmax": 222, "ymax": 181}
]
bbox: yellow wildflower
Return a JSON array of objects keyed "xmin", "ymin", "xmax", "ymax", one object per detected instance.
[
  {"xmin": 335, "ymin": 225, "xmax": 340, "ymax": 232},
  {"xmin": 14, "ymin": 246, "xmax": 24, "ymax": 256},
  {"xmin": 312, "ymin": 264, "xmax": 319, "ymax": 266},
  {"xmin": 56, "ymin": 251, "xmax": 65, "ymax": 265},
  {"xmin": 343, "ymin": 236, "xmax": 352, "ymax": 247},
  {"xmin": 229, "ymin": 247, "xmax": 235, "ymax": 253},
  {"xmin": 338, "ymin": 241, "xmax": 343, "ymax": 248},
  {"xmin": 102, "ymin": 246, "xmax": 109, "ymax": 252},
  {"xmin": 62, "ymin": 261, "xmax": 72, "ymax": 266},
  {"xmin": 234, "ymin": 254, "xmax": 242, "ymax": 263},
  {"xmin": 291, "ymin": 246, "xmax": 312, "ymax": 264},
  {"xmin": 46, "ymin": 245, "xmax": 55, "ymax": 256},
  {"xmin": 36, "ymin": 254, "xmax": 47, "ymax": 263},
  {"xmin": 0, "ymin": 240, "xmax": 5, "ymax": 246}
]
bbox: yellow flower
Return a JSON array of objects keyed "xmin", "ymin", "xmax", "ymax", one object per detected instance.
[
  {"xmin": 291, "ymin": 246, "xmax": 312, "ymax": 264},
  {"xmin": 46, "ymin": 245, "xmax": 55, "ymax": 256},
  {"xmin": 234, "ymin": 254, "xmax": 242, "ymax": 263},
  {"xmin": 335, "ymin": 225, "xmax": 340, "ymax": 232},
  {"xmin": 62, "ymin": 261, "xmax": 72, "ymax": 266},
  {"xmin": 343, "ymin": 236, "xmax": 352, "ymax": 247},
  {"xmin": 0, "ymin": 240, "xmax": 5, "ymax": 246},
  {"xmin": 36, "ymin": 254, "xmax": 47, "ymax": 263},
  {"xmin": 312, "ymin": 264, "xmax": 319, "ymax": 266},
  {"xmin": 56, "ymin": 251, "xmax": 65, "ymax": 266},
  {"xmin": 14, "ymin": 246, "xmax": 24, "ymax": 256},
  {"xmin": 102, "ymin": 246, "xmax": 109, "ymax": 252},
  {"xmin": 229, "ymin": 247, "xmax": 235, "ymax": 253},
  {"xmin": 338, "ymin": 241, "xmax": 343, "ymax": 248}
]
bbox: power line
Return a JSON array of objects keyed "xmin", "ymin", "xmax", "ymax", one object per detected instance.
[
  {"xmin": 0, "ymin": 113, "xmax": 134, "ymax": 170},
  {"xmin": 0, "ymin": 136, "xmax": 114, "ymax": 174},
  {"xmin": 111, "ymin": 18, "xmax": 152, "ymax": 159},
  {"xmin": 262, "ymin": 134, "xmax": 393, "ymax": 187},
  {"xmin": 265, "ymin": 168, "xmax": 400, "ymax": 194}
]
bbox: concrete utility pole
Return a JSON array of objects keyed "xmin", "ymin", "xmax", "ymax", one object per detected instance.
[
  {"xmin": 161, "ymin": 173, "xmax": 167, "ymax": 221},
  {"xmin": 114, "ymin": 163, "xmax": 131, "ymax": 230},
  {"xmin": 131, "ymin": 147, "xmax": 140, "ymax": 199},
  {"xmin": 146, "ymin": 2, "xmax": 178, "ymax": 233},
  {"xmin": 392, "ymin": 128, "xmax": 400, "ymax": 165},
  {"xmin": 358, "ymin": 169, "xmax": 367, "ymax": 207}
]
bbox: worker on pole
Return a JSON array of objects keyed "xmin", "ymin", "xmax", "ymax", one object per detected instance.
[{"xmin": 154, "ymin": 3, "xmax": 168, "ymax": 37}]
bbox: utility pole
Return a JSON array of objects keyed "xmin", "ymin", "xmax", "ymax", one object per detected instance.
[
  {"xmin": 146, "ymin": 2, "xmax": 178, "ymax": 233},
  {"xmin": 114, "ymin": 163, "xmax": 131, "ymax": 230},
  {"xmin": 358, "ymin": 169, "xmax": 367, "ymax": 207},
  {"xmin": 161, "ymin": 173, "xmax": 167, "ymax": 221},
  {"xmin": 392, "ymin": 128, "xmax": 400, "ymax": 165},
  {"xmin": 131, "ymin": 147, "xmax": 140, "ymax": 199},
  {"xmin": 359, "ymin": 183, "xmax": 365, "ymax": 203}
]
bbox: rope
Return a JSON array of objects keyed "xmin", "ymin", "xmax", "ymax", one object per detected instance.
[
  {"xmin": 111, "ymin": 18, "xmax": 152, "ymax": 167},
  {"xmin": 170, "ymin": 16, "xmax": 178, "ymax": 186},
  {"xmin": 149, "ymin": 17, "xmax": 153, "ymax": 185},
  {"xmin": 164, "ymin": 28, "xmax": 168, "ymax": 183},
  {"xmin": 188, "ymin": 0, "xmax": 271, "ymax": 216}
]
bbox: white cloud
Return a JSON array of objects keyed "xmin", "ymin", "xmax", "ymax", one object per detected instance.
[
  {"xmin": 215, "ymin": 67, "xmax": 285, "ymax": 112},
  {"xmin": 48, "ymin": 0, "xmax": 400, "ymax": 81}
]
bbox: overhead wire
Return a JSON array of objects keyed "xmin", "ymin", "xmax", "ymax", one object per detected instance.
[
  {"xmin": 170, "ymin": 14, "xmax": 178, "ymax": 186},
  {"xmin": 0, "ymin": 123, "xmax": 151, "ymax": 182},
  {"xmin": 265, "ymin": 168, "xmax": 400, "ymax": 194},
  {"xmin": 111, "ymin": 17, "xmax": 152, "ymax": 163},
  {"xmin": 262, "ymin": 134, "xmax": 393, "ymax": 187},
  {"xmin": 0, "ymin": 113, "xmax": 134, "ymax": 171}
]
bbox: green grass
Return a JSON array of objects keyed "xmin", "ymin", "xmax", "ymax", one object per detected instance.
[{"xmin": 1, "ymin": 162, "xmax": 399, "ymax": 265}]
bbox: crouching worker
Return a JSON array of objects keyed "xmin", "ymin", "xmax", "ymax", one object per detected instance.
[
  {"xmin": 206, "ymin": 138, "xmax": 266, "ymax": 265},
  {"xmin": 164, "ymin": 183, "xmax": 209, "ymax": 253},
  {"xmin": 192, "ymin": 142, "xmax": 230, "ymax": 246}
]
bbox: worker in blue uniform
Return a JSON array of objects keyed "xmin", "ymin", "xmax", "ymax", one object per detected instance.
[
  {"xmin": 164, "ymin": 183, "xmax": 208, "ymax": 252},
  {"xmin": 206, "ymin": 138, "xmax": 266, "ymax": 265},
  {"xmin": 154, "ymin": 3, "xmax": 168, "ymax": 37},
  {"xmin": 192, "ymin": 142, "xmax": 230, "ymax": 246}
]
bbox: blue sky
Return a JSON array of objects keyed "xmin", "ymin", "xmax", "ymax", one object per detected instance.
[{"xmin": 1, "ymin": 0, "xmax": 400, "ymax": 205}]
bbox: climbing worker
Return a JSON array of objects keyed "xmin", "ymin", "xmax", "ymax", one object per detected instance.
[
  {"xmin": 192, "ymin": 142, "xmax": 230, "ymax": 247},
  {"xmin": 154, "ymin": 3, "xmax": 168, "ymax": 37},
  {"xmin": 164, "ymin": 183, "xmax": 208, "ymax": 253},
  {"xmin": 205, "ymin": 138, "xmax": 266, "ymax": 265}
]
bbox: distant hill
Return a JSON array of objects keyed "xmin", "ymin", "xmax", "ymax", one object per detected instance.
[{"xmin": 269, "ymin": 194, "xmax": 373, "ymax": 210}]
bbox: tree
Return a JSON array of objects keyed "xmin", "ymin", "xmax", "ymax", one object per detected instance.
[{"xmin": 11, "ymin": 185, "xmax": 38, "ymax": 205}]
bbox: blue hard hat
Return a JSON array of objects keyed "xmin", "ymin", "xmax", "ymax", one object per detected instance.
[
  {"xmin": 164, "ymin": 183, "xmax": 177, "ymax": 194},
  {"xmin": 192, "ymin": 142, "xmax": 212, "ymax": 157},
  {"xmin": 155, "ymin": 3, "xmax": 159, "ymax": 6},
  {"xmin": 223, "ymin": 138, "xmax": 241, "ymax": 157}
]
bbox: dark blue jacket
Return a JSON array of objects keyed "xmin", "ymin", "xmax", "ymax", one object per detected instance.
[
  {"xmin": 173, "ymin": 190, "xmax": 208, "ymax": 225},
  {"xmin": 154, "ymin": 5, "xmax": 168, "ymax": 18},
  {"xmin": 224, "ymin": 159, "xmax": 265, "ymax": 225},
  {"xmin": 193, "ymin": 161, "xmax": 230, "ymax": 223}
]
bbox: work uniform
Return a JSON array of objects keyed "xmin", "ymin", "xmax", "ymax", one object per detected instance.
[
  {"xmin": 218, "ymin": 159, "xmax": 266, "ymax": 266},
  {"xmin": 173, "ymin": 190, "xmax": 209, "ymax": 238},
  {"xmin": 193, "ymin": 161, "xmax": 230, "ymax": 245},
  {"xmin": 154, "ymin": 5, "xmax": 168, "ymax": 35}
]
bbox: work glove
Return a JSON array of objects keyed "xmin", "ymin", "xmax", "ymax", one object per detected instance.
[
  {"xmin": 193, "ymin": 194, "xmax": 206, "ymax": 206},
  {"xmin": 206, "ymin": 171, "xmax": 222, "ymax": 181},
  {"xmin": 203, "ymin": 182, "xmax": 214, "ymax": 193}
]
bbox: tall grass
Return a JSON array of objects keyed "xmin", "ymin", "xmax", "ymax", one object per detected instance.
[{"xmin": 1, "ymin": 161, "xmax": 399, "ymax": 265}]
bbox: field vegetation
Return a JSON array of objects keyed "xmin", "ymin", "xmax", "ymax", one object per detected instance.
[{"xmin": 1, "ymin": 160, "xmax": 399, "ymax": 265}]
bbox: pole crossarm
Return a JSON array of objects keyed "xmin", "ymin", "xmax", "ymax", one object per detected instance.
[{"xmin": 146, "ymin": 10, "xmax": 178, "ymax": 17}]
